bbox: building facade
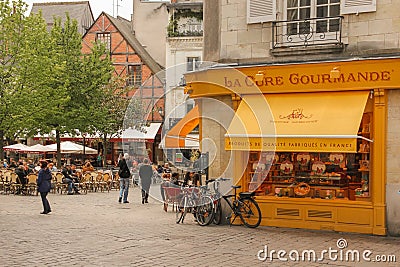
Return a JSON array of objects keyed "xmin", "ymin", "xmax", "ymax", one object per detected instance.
[
  {"xmin": 81, "ymin": 12, "xmax": 164, "ymax": 163},
  {"xmin": 185, "ymin": 0, "xmax": 400, "ymax": 236}
]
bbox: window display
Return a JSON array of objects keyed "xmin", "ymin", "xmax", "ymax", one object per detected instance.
[{"xmin": 246, "ymin": 113, "xmax": 372, "ymax": 202}]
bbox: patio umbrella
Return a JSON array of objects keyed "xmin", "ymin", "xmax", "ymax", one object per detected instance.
[
  {"xmin": 45, "ymin": 141, "xmax": 98, "ymax": 154},
  {"xmin": 3, "ymin": 143, "xmax": 30, "ymax": 152},
  {"xmin": 19, "ymin": 144, "xmax": 56, "ymax": 154}
]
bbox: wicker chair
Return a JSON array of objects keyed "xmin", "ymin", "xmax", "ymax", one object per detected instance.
[{"xmin": 26, "ymin": 173, "xmax": 38, "ymax": 195}]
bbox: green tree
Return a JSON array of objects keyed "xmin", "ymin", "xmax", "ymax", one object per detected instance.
[
  {"xmin": 24, "ymin": 15, "xmax": 112, "ymax": 167},
  {"xmin": 0, "ymin": 0, "xmax": 29, "ymax": 160}
]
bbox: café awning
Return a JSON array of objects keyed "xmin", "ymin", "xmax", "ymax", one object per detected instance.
[
  {"xmin": 162, "ymin": 105, "xmax": 199, "ymax": 148},
  {"xmin": 225, "ymin": 91, "xmax": 370, "ymax": 153},
  {"xmin": 111, "ymin": 123, "xmax": 162, "ymax": 143}
]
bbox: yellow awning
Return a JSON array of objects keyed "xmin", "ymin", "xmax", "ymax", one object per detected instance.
[
  {"xmin": 162, "ymin": 105, "xmax": 199, "ymax": 148},
  {"xmin": 225, "ymin": 91, "xmax": 370, "ymax": 153}
]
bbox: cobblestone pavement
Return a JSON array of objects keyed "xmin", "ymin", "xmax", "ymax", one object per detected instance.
[{"xmin": 0, "ymin": 185, "xmax": 399, "ymax": 267}]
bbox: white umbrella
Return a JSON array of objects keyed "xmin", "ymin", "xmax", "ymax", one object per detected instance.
[
  {"xmin": 45, "ymin": 141, "xmax": 98, "ymax": 154},
  {"xmin": 19, "ymin": 144, "xmax": 56, "ymax": 154},
  {"xmin": 3, "ymin": 143, "xmax": 30, "ymax": 152}
]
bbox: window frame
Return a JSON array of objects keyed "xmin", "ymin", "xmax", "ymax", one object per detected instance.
[
  {"xmin": 96, "ymin": 32, "xmax": 111, "ymax": 51},
  {"xmin": 127, "ymin": 64, "xmax": 143, "ymax": 88}
]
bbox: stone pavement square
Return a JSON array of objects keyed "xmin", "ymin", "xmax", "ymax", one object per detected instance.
[{"xmin": 0, "ymin": 185, "xmax": 399, "ymax": 267}]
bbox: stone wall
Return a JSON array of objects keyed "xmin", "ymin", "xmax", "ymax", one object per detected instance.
[
  {"xmin": 200, "ymin": 95, "xmax": 234, "ymax": 179},
  {"xmin": 386, "ymin": 90, "xmax": 400, "ymax": 236},
  {"xmin": 215, "ymin": 0, "xmax": 400, "ymax": 63}
]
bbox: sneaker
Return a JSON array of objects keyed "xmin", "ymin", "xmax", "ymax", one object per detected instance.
[
  {"xmin": 123, "ymin": 201, "xmax": 129, "ymax": 203},
  {"xmin": 67, "ymin": 192, "xmax": 74, "ymax": 195},
  {"xmin": 118, "ymin": 197, "xmax": 122, "ymax": 203},
  {"xmin": 145, "ymin": 199, "xmax": 148, "ymax": 203}
]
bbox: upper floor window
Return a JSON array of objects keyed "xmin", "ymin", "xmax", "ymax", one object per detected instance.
[
  {"xmin": 286, "ymin": 0, "xmax": 340, "ymax": 35},
  {"xmin": 96, "ymin": 33, "xmax": 111, "ymax": 51},
  {"xmin": 247, "ymin": 0, "xmax": 376, "ymax": 24},
  {"xmin": 127, "ymin": 65, "xmax": 142, "ymax": 87},
  {"xmin": 187, "ymin": 57, "xmax": 200, "ymax": 72}
]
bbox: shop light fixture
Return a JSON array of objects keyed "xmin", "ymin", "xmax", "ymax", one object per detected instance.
[
  {"xmin": 254, "ymin": 71, "xmax": 265, "ymax": 82},
  {"xmin": 330, "ymin": 67, "xmax": 341, "ymax": 79}
]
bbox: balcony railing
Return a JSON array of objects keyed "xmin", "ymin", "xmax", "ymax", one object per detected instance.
[{"xmin": 272, "ymin": 16, "xmax": 343, "ymax": 49}]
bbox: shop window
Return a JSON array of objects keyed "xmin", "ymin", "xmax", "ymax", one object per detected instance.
[
  {"xmin": 96, "ymin": 32, "xmax": 111, "ymax": 51},
  {"xmin": 127, "ymin": 65, "xmax": 142, "ymax": 87},
  {"xmin": 245, "ymin": 112, "xmax": 372, "ymax": 202}
]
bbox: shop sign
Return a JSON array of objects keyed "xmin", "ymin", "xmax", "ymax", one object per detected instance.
[
  {"xmin": 175, "ymin": 152, "xmax": 183, "ymax": 163},
  {"xmin": 223, "ymin": 71, "xmax": 392, "ymax": 89},
  {"xmin": 225, "ymin": 137, "xmax": 357, "ymax": 153}
]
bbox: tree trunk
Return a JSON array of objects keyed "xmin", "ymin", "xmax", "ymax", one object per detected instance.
[
  {"xmin": 103, "ymin": 134, "xmax": 107, "ymax": 167},
  {"xmin": 0, "ymin": 130, "xmax": 4, "ymax": 161},
  {"xmin": 56, "ymin": 129, "xmax": 61, "ymax": 168}
]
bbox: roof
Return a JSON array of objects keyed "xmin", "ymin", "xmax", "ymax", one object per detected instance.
[
  {"xmin": 30, "ymin": 1, "xmax": 94, "ymax": 34},
  {"xmin": 103, "ymin": 13, "xmax": 164, "ymax": 76}
]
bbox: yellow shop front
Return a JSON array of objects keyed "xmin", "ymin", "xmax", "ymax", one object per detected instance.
[{"xmin": 184, "ymin": 57, "xmax": 400, "ymax": 235}]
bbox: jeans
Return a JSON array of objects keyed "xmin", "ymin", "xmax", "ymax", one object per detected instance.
[
  {"xmin": 40, "ymin": 192, "xmax": 51, "ymax": 212},
  {"xmin": 65, "ymin": 178, "xmax": 78, "ymax": 193},
  {"xmin": 119, "ymin": 178, "xmax": 130, "ymax": 202}
]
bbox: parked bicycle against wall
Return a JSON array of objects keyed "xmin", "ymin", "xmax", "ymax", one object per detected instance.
[
  {"xmin": 209, "ymin": 178, "xmax": 262, "ymax": 228},
  {"xmin": 175, "ymin": 185, "xmax": 214, "ymax": 226}
]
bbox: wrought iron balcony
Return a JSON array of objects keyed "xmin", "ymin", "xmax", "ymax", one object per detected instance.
[{"xmin": 272, "ymin": 16, "xmax": 343, "ymax": 49}]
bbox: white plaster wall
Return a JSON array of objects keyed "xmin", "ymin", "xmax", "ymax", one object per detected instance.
[{"xmin": 165, "ymin": 37, "xmax": 202, "ymax": 129}]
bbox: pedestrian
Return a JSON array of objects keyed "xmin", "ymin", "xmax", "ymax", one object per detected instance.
[
  {"xmin": 36, "ymin": 161, "xmax": 52, "ymax": 214},
  {"xmin": 139, "ymin": 158, "xmax": 153, "ymax": 204},
  {"xmin": 117, "ymin": 153, "xmax": 131, "ymax": 203}
]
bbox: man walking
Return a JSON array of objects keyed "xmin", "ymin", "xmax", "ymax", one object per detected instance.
[
  {"xmin": 139, "ymin": 158, "xmax": 153, "ymax": 204},
  {"xmin": 118, "ymin": 153, "xmax": 131, "ymax": 203}
]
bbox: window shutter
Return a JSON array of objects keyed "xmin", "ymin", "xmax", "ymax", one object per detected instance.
[
  {"xmin": 341, "ymin": 0, "xmax": 376, "ymax": 15},
  {"xmin": 247, "ymin": 0, "xmax": 276, "ymax": 24}
]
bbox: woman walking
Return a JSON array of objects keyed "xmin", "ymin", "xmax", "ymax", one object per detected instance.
[{"xmin": 37, "ymin": 161, "xmax": 52, "ymax": 214}]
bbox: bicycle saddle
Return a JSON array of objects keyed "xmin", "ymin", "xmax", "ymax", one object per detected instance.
[
  {"xmin": 239, "ymin": 191, "xmax": 255, "ymax": 198},
  {"xmin": 231, "ymin": 185, "xmax": 241, "ymax": 189}
]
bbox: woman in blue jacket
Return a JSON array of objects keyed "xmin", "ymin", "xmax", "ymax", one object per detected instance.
[{"xmin": 37, "ymin": 161, "xmax": 52, "ymax": 214}]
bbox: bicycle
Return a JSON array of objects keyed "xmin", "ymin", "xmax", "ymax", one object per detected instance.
[
  {"xmin": 175, "ymin": 185, "xmax": 214, "ymax": 226},
  {"xmin": 210, "ymin": 178, "xmax": 262, "ymax": 228}
]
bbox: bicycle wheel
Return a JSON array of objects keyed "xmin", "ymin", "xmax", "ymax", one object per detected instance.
[
  {"xmin": 213, "ymin": 199, "xmax": 222, "ymax": 225},
  {"xmin": 196, "ymin": 196, "xmax": 214, "ymax": 226},
  {"xmin": 238, "ymin": 198, "xmax": 261, "ymax": 228},
  {"xmin": 176, "ymin": 196, "xmax": 186, "ymax": 224}
]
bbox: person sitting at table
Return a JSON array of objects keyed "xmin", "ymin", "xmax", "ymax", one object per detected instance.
[
  {"xmin": 9, "ymin": 158, "xmax": 18, "ymax": 168},
  {"xmin": 183, "ymin": 171, "xmax": 195, "ymax": 187},
  {"xmin": 61, "ymin": 165, "xmax": 80, "ymax": 195},
  {"xmin": 48, "ymin": 162, "xmax": 58, "ymax": 172},
  {"xmin": 82, "ymin": 161, "xmax": 94, "ymax": 173},
  {"xmin": 70, "ymin": 164, "xmax": 80, "ymax": 182},
  {"xmin": 162, "ymin": 163, "xmax": 172, "ymax": 180},
  {"xmin": 15, "ymin": 162, "xmax": 28, "ymax": 194}
]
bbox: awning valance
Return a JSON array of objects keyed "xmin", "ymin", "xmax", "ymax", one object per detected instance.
[
  {"xmin": 111, "ymin": 123, "xmax": 162, "ymax": 143},
  {"xmin": 225, "ymin": 91, "xmax": 370, "ymax": 153},
  {"xmin": 162, "ymin": 106, "xmax": 199, "ymax": 149}
]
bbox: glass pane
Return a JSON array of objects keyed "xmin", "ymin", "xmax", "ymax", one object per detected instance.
[
  {"xmin": 329, "ymin": 19, "xmax": 340, "ymax": 32},
  {"xmin": 288, "ymin": 22, "xmax": 298, "ymax": 35},
  {"xmin": 330, "ymin": 5, "xmax": 340, "ymax": 16},
  {"xmin": 287, "ymin": 0, "xmax": 298, "ymax": 8},
  {"xmin": 300, "ymin": 0, "xmax": 311, "ymax": 6},
  {"xmin": 299, "ymin": 21, "xmax": 310, "ymax": 34},
  {"xmin": 288, "ymin": 9, "xmax": 298, "ymax": 21},
  {"xmin": 317, "ymin": 0, "xmax": 328, "ymax": 4},
  {"xmin": 317, "ymin": 6, "xmax": 328, "ymax": 17},
  {"xmin": 299, "ymin": 7, "xmax": 311, "ymax": 19},
  {"xmin": 330, "ymin": 0, "xmax": 340, "ymax": 3},
  {"xmin": 316, "ymin": 20, "xmax": 327, "ymax": 33}
]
